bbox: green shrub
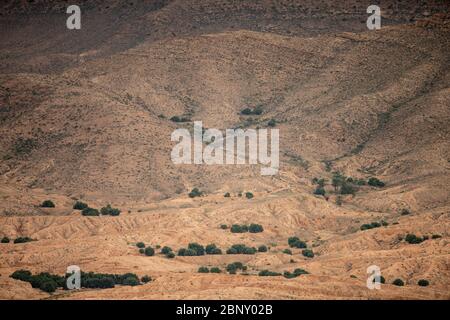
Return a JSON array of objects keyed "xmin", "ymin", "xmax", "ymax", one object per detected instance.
[
  {"xmin": 258, "ymin": 270, "xmax": 281, "ymax": 276},
  {"xmin": 210, "ymin": 267, "xmax": 221, "ymax": 273},
  {"xmin": 431, "ymin": 234, "xmax": 442, "ymax": 239},
  {"xmin": 188, "ymin": 243, "xmax": 205, "ymax": 256},
  {"xmin": 245, "ymin": 192, "xmax": 254, "ymax": 199},
  {"xmin": 258, "ymin": 245, "xmax": 268, "ymax": 252},
  {"xmin": 73, "ymin": 201, "xmax": 88, "ymax": 210},
  {"xmin": 291, "ymin": 240, "xmax": 307, "ymax": 249},
  {"xmin": 392, "ymin": 278, "xmax": 404, "ymax": 286},
  {"xmin": 40, "ymin": 280, "xmax": 58, "ymax": 293},
  {"xmin": 230, "ymin": 224, "xmax": 248, "ymax": 233},
  {"xmin": 340, "ymin": 182, "xmax": 357, "ymax": 195},
  {"xmin": 161, "ymin": 246, "xmax": 172, "ymax": 254},
  {"xmin": 224, "ymin": 192, "xmax": 231, "ymax": 197},
  {"xmin": 1, "ymin": 236, "xmax": 10, "ymax": 243},
  {"xmin": 188, "ymin": 188, "xmax": 202, "ymax": 198},
  {"xmin": 220, "ymin": 224, "xmax": 228, "ymax": 229},
  {"xmin": 243, "ymin": 247, "xmax": 257, "ymax": 254},
  {"xmin": 141, "ymin": 275, "xmax": 151, "ymax": 283},
  {"xmin": 198, "ymin": 266, "xmax": 209, "ymax": 273},
  {"xmin": 144, "ymin": 247, "xmax": 155, "ymax": 256},
  {"xmin": 170, "ymin": 116, "xmax": 190, "ymax": 123},
  {"xmin": 288, "ymin": 237, "xmax": 300, "ymax": 246},
  {"xmin": 401, "ymin": 209, "xmax": 411, "ymax": 215},
  {"xmin": 405, "ymin": 234, "xmax": 424, "ymax": 244},
  {"xmin": 248, "ymin": 224, "xmax": 263, "ymax": 233},
  {"xmin": 139, "ymin": 248, "xmax": 144, "ymax": 254},
  {"xmin": 226, "ymin": 244, "xmax": 256, "ymax": 255},
  {"xmin": 282, "ymin": 249, "xmax": 292, "ymax": 255},
  {"xmin": 122, "ymin": 276, "xmax": 140, "ymax": 286},
  {"xmin": 178, "ymin": 248, "xmax": 196, "ymax": 256},
  {"xmin": 13, "ymin": 237, "xmax": 33, "ymax": 244},
  {"xmin": 368, "ymin": 177, "xmax": 385, "ymax": 187},
  {"xmin": 205, "ymin": 244, "xmax": 222, "ymax": 255},
  {"xmin": 81, "ymin": 207, "xmax": 99, "ymax": 216},
  {"xmin": 241, "ymin": 108, "xmax": 253, "ymax": 115},
  {"xmin": 302, "ymin": 249, "xmax": 314, "ymax": 258},
  {"xmin": 267, "ymin": 119, "xmax": 276, "ymax": 127},
  {"xmin": 284, "ymin": 268, "xmax": 309, "ymax": 279},
  {"xmin": 166, "ymin": 252, "xmax": 175, "ymax": 259},
  {"xmin": 313, "ymin": 187, "xmax": 325, "ymax": 196},
  {"xmin": 41, "ymin": 200, "xmax": 55, "ymax": 208},
  {"xmin": 100, "ymin": 204, "xmax": 121, "ymax": 216},
  {"xmin": 10, "ymin": 269, "xmax": 32, "ymax": 282},
  {"xmin": 417, "ymin": 279, "xmax": 429, "ymax": 287},
  {"xmin": 226, "ymin": 262, "xmax": 246, "ymax": 274},
  {"xmin": 136, "ymin": 242, "xmax": 145, "ymax": 249}
]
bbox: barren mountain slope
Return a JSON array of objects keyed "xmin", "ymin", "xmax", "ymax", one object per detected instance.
[{"xmin": 0, "ymin": 0, "xmax": 449, "ymax": 300}]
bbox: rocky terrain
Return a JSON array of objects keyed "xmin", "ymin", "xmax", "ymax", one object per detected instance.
[{"xmin": 0, "ymin": 0, "xmax": 449, "ymax": 299}]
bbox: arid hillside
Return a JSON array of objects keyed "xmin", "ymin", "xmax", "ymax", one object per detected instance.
[{"xmin": 0, "ymin": 0, "xmax": 449, "ymax": 300}]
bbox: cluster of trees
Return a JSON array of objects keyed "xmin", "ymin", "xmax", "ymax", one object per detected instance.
[
  {"xmin": 226, "ymin": 262, "xmax": 247, "ymax": 274},
  {"xmin": 230, "ymin": 223, "xmax": 264, "ymax": 233},
  {"xmin": 188, "ymin": 188, "xmax": 203, "ymax": 198},
  {"xmin": 198, "ymin": 266, "xmax": 222, "ymax": 273},
  {"xmin": 11, "ymin": 270, "xmax": 147, "ymax": 293},
  {"xmin": 226, "ymin": 244, "xmax": 257, "ymax": 255},
  {"xmin": 360, "ymin": 221, "xmax": 388, "ymax": 231},
  {"xmin": 178, "ymin": 243, "xmax": 222, "ymax": 256},
  {"xmin": 288, "ymin": 236, "xmax": 307, "ymax": 249},
  {"xmin": 312, "ymin": 174, "xmax": 386, "ymax": 197},
  {"xmin": 1, "ymin": 236, "xmax": 35, "ymax": 244},
  {"xmin": 404, "ymin": 234, "xmax": 428, "ymax": 244},
  {"xmin": 78, "ymin": 203, "xmax": 121, "ymax": 216},
  {"xmin": 240, "ymin": 106, "xmax": 263, "ymax": 115}
]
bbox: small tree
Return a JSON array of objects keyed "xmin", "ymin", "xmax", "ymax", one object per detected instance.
[
  {"xmin": 245, "ymin": 192, "xmax": 254, "ymax": 199},
  {"xmin": 302, "ymin": 249, "xmax": 314, "ymax": 258},
  {"xmin": 41, "ymin": 200, "xmax": 55, "ymax": 208},
  {"xmin": 198, "ymin": 266, "xmax": 209, "ymax": 273},
  {"xmin": 81, "ymin": 207, "xmax": 99, "ymax": 216},
  {"xmin": 210, "ymin": 267, "xmax": 221, "ymax": 273},
  {"xmin": 417, "ymin": 279, "xmax": 429, "ymax": 287},
  {"xmin": 166, "ymin": 252, "xmax": 175, "ymax": 259},
  {"xmin": 1, "ymin": 236, "xmax": 10, "ymax": 243},
  {"xmin": 144, "ymin": 247, "xmax": 155, "ymax": 256},
  {"xmin": 161, "ymin": 246, "xmax": 172, "ymax": 254},
  {"xmin": 205, "ymin": 244, "xmax": 222, "ymax": 255},
  {"xmin": 248, "ymin": 224, "xmax": 263, "ymax": 233},
  {"xmin": 392, "ymin": 278, "xmax": 404, "ymax": 286},
  {"xmin": 100, "ymin": 204, "xmax": 121, "ymax": 216},
  {"xmin": 136, "ymin": 242, "xmax": 145, "ymax": 249},
  {"xmin": 258, "ymin": 245, "xmax": 268, "ymax": 252},
  {"xmin": 224, "ymin": 192, "xmax": 231, "ymax": 197},
  {"xmin": 73, "ymin": 201, "xmax": 88, "ymax": 210},
  {"xmin": 188, "ymin": 188, "xmax": 202, "ymax": 198},
  {"xmin": 188, "ymin": 243, "xmax": 205, "ymax": 256}
]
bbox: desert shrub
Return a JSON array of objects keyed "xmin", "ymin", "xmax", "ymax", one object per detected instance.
[
  {"xmin": 226, "ymin": 244, "xmax": 256, "ymax": 255},
  {"xmin": 144, "ymin": 247, "xmax": 155, "ymax": 256},
  {"xmin": 39, "ymin": 280, "xmax": 58, "ymax": 293},
  {"xmin": 258, "ymin": 270, "xmax": 281, "ymax": 276},
  {"xmin": 340, "ymin": 182, "xmax": 357, "ymax": 195},
  {"xmin": 178, "ymin": 248, "xmax": 196, "ymax": 256},
  {"xmin": 73, "ymin": 201, "xmax": 88, "ymax": 210},
  {"xmin": 356, "ymin": 179, "xmax": 366, "ymax": 185},
  {"xmin": 100, "ymin": 204, "xmax": 121, "ymax": 216},
  {"xmin": 258, "ymin": 245, "xmax": 268, "ymax": 253},
  {"xmin": 400, "ymin": 209, "xmax": 411, "ymax": 215},
  {"xmin": 240, "ymin": 108, "xmax": 253, "ymax": 115},
  {"xmin": 170, "ymin": 116, "xmax": 190, "ymax": 123},
  {"xmin": 392, "ymin": 278, "xmax": 404, "ymax": 286},
  {"xmin": 370, "ymin": 222, "xmax": 381, "ymax": 228},
  {"xmin": 205, "ymin": 244, "xmax": 222, "ymax": 255},
  {"xmin": 198, "ymin": 266, "xmax": 209, "ymax": 273},
  {"xmin": 313, "ymin": 187, "xmax": 325, "ymax": 196},
  {"xmin": 224, "ymin": 192, "xmax": 231, "ymax": 197},
  {"xmin": 139, "ymin": 248, "xmax": 145, "ymax": 254},
  {"xmin": 417, "ymin": 279, "xmax": 429, "ymax": 287},
  {"xmin": 226, "ymin": 262, "xmax": 246, "ymax": 274},
  {"xmin": 188, "ymin": 243, "xmax": 205, "ymax": 256},
  {"xmin": 245, "ymin": 192, "xmax": 254, "ymax": 199},
  {"xmin": 136, "ymin": 242, "xmax": 145, "ymax": 249},
  {"xmin": 302, "ymin": 249, "xmax": 314, "ymax": 258},
  {"xmin": 284, "ymin": 268, "xmax": 309, "ymax": 279},
  {"xmin": 166, "ymin": 252, "xmax": 175, "ymax": 259},
  {"xmin": 160, "ymin": 246, "xmax": 172, "ymax": 254},
  {"xmin": 248, "ymin": 224, "xmax": 263, "ymax": 233},
  {"xmin": 282, "ymin": 249, "xmax": 292, "ymax": 255},
  {"xmin": 141, "ymin": 275, "xmax": 151, "ymax": 283},
  {"xmin": 220, "ymin": 224, "xmax": 228, "ymax": 229},
  {"xmin": 188, "ymin": 188, "xmax": 202, "ymax": 198},
  {"xmin": 267, "ymin": 119, "xmax": 276, "ymax": 127},
  {"xmin": 81, "ymin": 207, "xmax": 99, "ymax": 216},
  {"xmin": 122, "ymin": 276, "xmax": 140, "ymax": 286},
  {"xmin": 360, "ymin": 222, "xmax": 384, "ymax": 231},
  {"xmin": 331, "ymin": 172, "xmax": 345, "ymax": 191},
  {"xmin": 405, "ymin": 234, "xmax": 424, "ymax": 244},
  {"xmin": 14, "ymin": 237, "xmax": 33, "ymax": 244},
  {"xmin": 210, "ymin": 267, "xmax": 221, "ymax": 273},
  {"xmin": 368, "ymin": 177, "xmax": 385, "ymax": 187},
  {"xmin": 288, "ymin": 237, "xmax": 307, "ymax": 249},
  {"xmin": 230, "ymin": 224, "xmax": 248, "ymax": 233},
  {"xmin": 10, "ymin": 269, "xmax": 32, "ymax": 282},
  {"xmin": 1, "ymin": 236, "xmax": 10, "ymax": 243},
  {"xmin": 41, "ymin": 200, "xmax": 55, "ymax": 208},
  {"xmin": 84, "ymin": 277, "xmax": 115, "ymax": 289},
  {"xmin": 431, "ymin": 234, "xmax": 442, "ymax": 239}
]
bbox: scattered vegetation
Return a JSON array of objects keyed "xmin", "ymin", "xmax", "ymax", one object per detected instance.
[
  {"xmin": 73, "ymin": 201, "xmax": 88, "ymax": 210},
  {"xmin": 81, "ymin": 207, "xmax": 100, "ymax": 216},
  {"xmin": 100, "ymin": 204, "xmax": 121, "ymax": 216},
  {"xmin": 41, "ymin": 200, "xmax": 55, "ymax": 208},
  {"xmin": 392, "ymin": 278, "xmax": 405, "ymax": 286},
  {"xmin": 226, "ymin": 244, "xmax": 257, "ymax": 255},
  {"xmin": 188, "ymin": 188, "xmax": 203, "ymax": 198}
]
